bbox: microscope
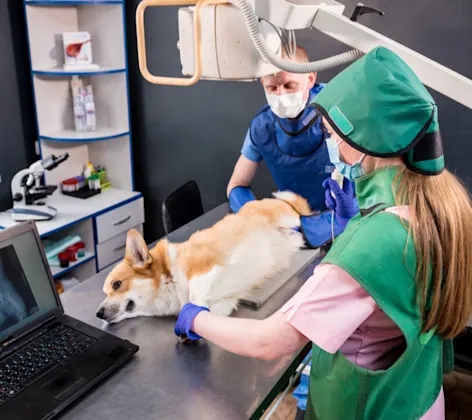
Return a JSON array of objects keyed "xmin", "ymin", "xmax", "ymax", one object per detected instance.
[{"xmin": 11, "ymin": 153, "xmax": 69, "ymax": 222}]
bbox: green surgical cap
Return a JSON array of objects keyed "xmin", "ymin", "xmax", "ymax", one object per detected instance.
[{"xmin": 312, "ymin": 47, "xmax": 444, "ymax": 175}]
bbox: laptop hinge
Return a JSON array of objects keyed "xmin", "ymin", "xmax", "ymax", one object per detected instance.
[{"xmin": 1, "ymin": 314, "xmax": 57, "ymax": 349}]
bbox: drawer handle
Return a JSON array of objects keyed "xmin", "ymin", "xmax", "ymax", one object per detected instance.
[
  {"xmin": 113, "ymin": 244, "xmax": 126, "ymax": 252},
  {"xmin": 113, "ymin": 215, "xmax": 131, "ymax": 226}
]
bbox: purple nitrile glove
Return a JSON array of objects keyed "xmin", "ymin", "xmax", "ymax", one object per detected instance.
[
  {"xmin": 174, "ymin": 303, "xmax": 209, "ymax": 341},
  {"xmin": 322, "ymin": 178, "xmax": 358, "ymax": 230}
]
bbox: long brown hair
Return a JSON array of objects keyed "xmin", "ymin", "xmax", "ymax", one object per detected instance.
[{"xmin": 395, "ymin": 168, "xmax": 472, "ymax": 338}]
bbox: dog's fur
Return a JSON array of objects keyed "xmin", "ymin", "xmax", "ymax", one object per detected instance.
[{"xmin": 97, "ymin": 191, "xmax": 311, "ymax": 323}]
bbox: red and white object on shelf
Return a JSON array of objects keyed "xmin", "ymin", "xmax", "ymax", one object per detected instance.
[
  {"xmin": 58, "ymin": 241, "xmax": 87, "ymax": 268},
  {"xmin": 63, "ymin": 32, "xmax": 99, "ymax": 71}
]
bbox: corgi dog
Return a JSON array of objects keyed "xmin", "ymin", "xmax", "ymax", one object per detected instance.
[{"xmin": 96, "ymin": 191, "xmax": 312, "ymax": 324}]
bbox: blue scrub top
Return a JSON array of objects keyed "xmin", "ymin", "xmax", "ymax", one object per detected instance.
[{"xmin": 241, "ymin": 84, "xmax": 333, "ymax": 211}]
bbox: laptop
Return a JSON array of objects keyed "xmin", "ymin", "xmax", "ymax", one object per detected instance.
[{"xmin": 0, "ymin": 221, "xmax": 139, "ymax": 420}]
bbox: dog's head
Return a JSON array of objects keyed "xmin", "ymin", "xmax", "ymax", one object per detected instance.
[{"xmin": 96, "ymin": 229, "xmax": 172, "ymax": 323}]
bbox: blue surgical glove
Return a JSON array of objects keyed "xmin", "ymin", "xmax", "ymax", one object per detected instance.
[
  {"xmin": 322, "ymin": 178, "xmax": 358, "ymax": 230},
  {"xmin": 174, "ymin": 303, "xmax": 209, "ymax": 341},
  {"xmin": 228, "ymin": 186, "xmax": 256, "ymax": 213},
  {"xmin": 300, "ymin": 211, "xmax": 343, "ymax": 248}
]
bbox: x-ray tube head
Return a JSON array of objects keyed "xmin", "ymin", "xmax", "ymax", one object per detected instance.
[{"xmin": 178, "ymin": 4, "xmax": 282, "ymax": 81}]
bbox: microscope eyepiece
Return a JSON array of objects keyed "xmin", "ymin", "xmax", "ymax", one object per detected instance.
[{"xmin": 42, "ymin": 153, "xmax": 70, "ymax": 170}]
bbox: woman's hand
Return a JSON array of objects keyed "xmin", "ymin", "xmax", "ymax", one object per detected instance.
[
  {"xmin": 322, "ymin": 178, "xmax": 358, "ymax": 230},
  {"xmin": 175, "ymin": 306, "xmax": 309, "ymax": 360},
  {"xmin": 174, "ymin": 303, "xmax": 209, "ymax": 340}
]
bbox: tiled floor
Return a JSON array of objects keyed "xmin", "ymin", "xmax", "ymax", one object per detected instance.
[
  {"xmin": 265, "ymin": 390, "xmax": 298, "ymax": 420},
  {"xmin": 267, "ymin": 371, "xmax": 472, "ymax": 420}
]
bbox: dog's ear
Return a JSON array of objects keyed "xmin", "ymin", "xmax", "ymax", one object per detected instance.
[{"xmin": 125, "ymin": 229, "xmax": 152, "ymax": 269}]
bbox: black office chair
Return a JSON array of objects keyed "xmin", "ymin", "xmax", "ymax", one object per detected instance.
[{"xmin": 162, "ymin": 180, "xmax": 204, "ymax": 235}]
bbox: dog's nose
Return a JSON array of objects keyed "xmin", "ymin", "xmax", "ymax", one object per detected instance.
[{"xmin": 96, "ymin": 307, "xmax": 105, "ymax": 319}]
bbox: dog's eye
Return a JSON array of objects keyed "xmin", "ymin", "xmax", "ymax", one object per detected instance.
[{"xmin": 112, "ymin": 281, "xmax": 122, "ymax": 291}]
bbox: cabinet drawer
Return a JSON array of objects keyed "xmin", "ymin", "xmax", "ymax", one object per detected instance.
[
  {"xmin": 97, "ymin": 224, "xmax": 143, "ymax": 270},
  {"xmin": 95, "ymin": 198, "xmax": 144, "ymax": 244}
]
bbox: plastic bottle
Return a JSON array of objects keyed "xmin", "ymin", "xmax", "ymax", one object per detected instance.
[
  {"xmin": 71, "ymin": 76, "xmax": 86, "ymax": 132},
  {"xmin": 84, "ymin": 162, "xmax": 94, "ymax": 179},
  {"xmin": 85, "ymin": 85, "xmax": 96, "ymax": 131},
  {"xmin": 73, "ymin": 93, "xmax": 86, "ymax": 132}
]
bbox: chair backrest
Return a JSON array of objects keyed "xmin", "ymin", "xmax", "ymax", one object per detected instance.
[{"xmin": 162, "ymin": 180, "xmax": 204, "ymax": 234}]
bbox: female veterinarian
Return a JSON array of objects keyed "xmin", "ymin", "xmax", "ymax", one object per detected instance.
[{"xmin": 175, "ymin": 46, "xmax": 472, "ymax": 419}]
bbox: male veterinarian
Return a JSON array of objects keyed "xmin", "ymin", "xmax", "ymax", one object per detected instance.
[
  {"xmin": 226, "ymin": 46, "xmax": 357, "ymax": 420},
  {"xmin": 227, "ymin": 46, "xmax": 356, "ymax": 249}
]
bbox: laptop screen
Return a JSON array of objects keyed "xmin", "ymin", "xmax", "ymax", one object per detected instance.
[{"xmin": 0, "ymin": 229, "xmax": 57, "ymax": 342}]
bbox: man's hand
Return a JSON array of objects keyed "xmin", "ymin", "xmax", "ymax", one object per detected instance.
[
  {"xmin": 322, "ymin": 178, "xmax": 358, "ymax": 230},
  {"xmin": 174, "ymin": 303, "xmax": 210, "ymax": 341},
  {"xmin": 227, "ymin": 155, "xmax": 259, "ymax": 213},
  {"xmin": 228, "ymin": 186, "xmax": 256, "ymax": 213}
]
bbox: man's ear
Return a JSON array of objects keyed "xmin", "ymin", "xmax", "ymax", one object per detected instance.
[
  {"xmin": 125, "ymin": 229, "xmax": 152, "ymax": 269},
  {"xmin": 307, "ymin": 72, "xmax": 317, "ymax": 90},
  {"xmin": 260, "ymin": 76, "xmax": 267, "ymax": 89}
]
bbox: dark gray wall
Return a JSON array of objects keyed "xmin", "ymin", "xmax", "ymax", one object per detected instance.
[
  {"xmin": 0, "ymin": 1, "xmax": 36, "ymax": 211},
  {"xmin": 126, "ymin": 1, "xmax": 275, "ymax": 242},
  {"xmin": 126, "ymin": 0, "xmax": 472, "ymax": 242}
]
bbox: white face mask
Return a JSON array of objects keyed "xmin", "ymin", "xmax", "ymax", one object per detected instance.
[{"xmin": 265, "ymin": 90, "xmax": 308, "ymax": 119}]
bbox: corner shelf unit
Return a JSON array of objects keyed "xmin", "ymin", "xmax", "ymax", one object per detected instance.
[
  {"xmin": 23, "ymin": 0, "xmax": 133, "ymax": 188},
  {"xmin": 19, "ymin": 0, "xmax": 144, "ymax": 287}
]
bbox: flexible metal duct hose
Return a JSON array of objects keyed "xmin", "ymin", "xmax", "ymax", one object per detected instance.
[{"xmin": 232, "ymin": 0, "xmax": 364, "ymax": 72}]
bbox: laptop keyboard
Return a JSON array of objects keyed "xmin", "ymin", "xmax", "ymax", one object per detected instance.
[{"xmin": 0, "ymin": 325, "xmax": 96, "ymax": 405}]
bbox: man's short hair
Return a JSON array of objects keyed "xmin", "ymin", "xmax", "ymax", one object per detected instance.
[{"xmin": 282, "ymin": 45, "xmax": 310, "ymax": 63}]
